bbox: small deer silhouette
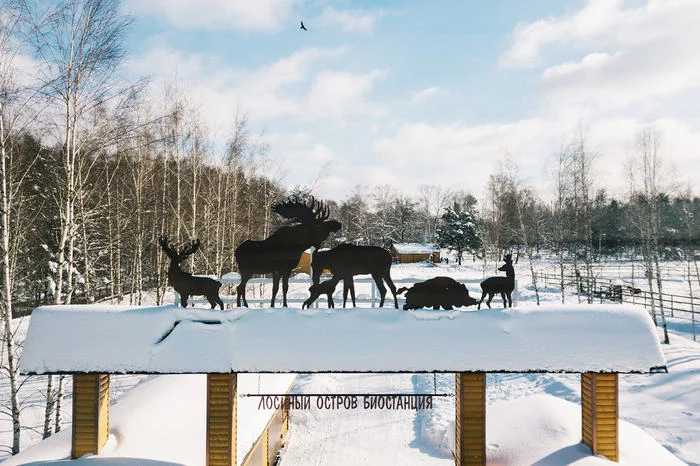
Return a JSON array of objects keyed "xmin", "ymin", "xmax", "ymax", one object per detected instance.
[
  {"xmin": 302, "ymin": 276, "xmax": 340, "ymax": 309},
  {"xmin": 478, "ymin": 253, "xmax": 515, "ymax": 309},
  {"xmin": 159, "ymin": 235, "xmax": 224, "ymax": 310}
]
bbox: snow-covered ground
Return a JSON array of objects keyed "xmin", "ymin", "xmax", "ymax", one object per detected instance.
[{"xmin": 2, "ymin": 257, "xmax": 699, "ymax": 465}]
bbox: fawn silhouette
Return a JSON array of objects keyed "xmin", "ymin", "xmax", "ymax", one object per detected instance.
[
  {"xmin": 159, "ymin": 236, "xmax": 223, "ymax": 310},
  {"xmin": 478, "ymin": 253, "xmax": 515, "ymax": 309},
  {"xmin": 307, "ymin": 244, "xmax": 399, "ymax": 308},
  {"xmin": 235, "ymin": 196, "xmax": 341, "ymax": 307},
  {"xmin": 302, "ymin": 276, "xmax": 340, "ymax": 309}
]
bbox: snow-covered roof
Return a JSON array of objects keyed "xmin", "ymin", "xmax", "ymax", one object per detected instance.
[
  {"xmin": 393, "ymin": 243, "xmax": 439, "ymax": 254},
  {"xmin": 20, "ymin": 304, "xmax": 666, "ymax": 374}
]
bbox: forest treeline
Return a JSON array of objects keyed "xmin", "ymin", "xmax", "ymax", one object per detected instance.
[
  {"xmin": 8, "ymin": 125, "xmax": 700, "ymax": 308},
  {"xmin": 1, "ymin": 0, "xmax": 699, "ymax": 455}
]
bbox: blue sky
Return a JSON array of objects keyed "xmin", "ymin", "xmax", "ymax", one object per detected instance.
[{"xmin": 123, "ymin": 0, "xmax": 700, "ymax": 201}]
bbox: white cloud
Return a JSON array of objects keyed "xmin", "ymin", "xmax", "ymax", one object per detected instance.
[
  {"xmin": 126, "ymin": 0, "xmax": 300, "ymax": 32},
  {"xmin": 409, "ymin": 86, "xmax": 445, "ymax": 105},
  {"xmin": 501, "ymin": 0, "xmax": 624, "ymax": 68},
  {"xmin": 369, "ymin": 116, "xmax": 700, "ymax": 201},
  {"xmin": 501, "ymin": 0, "xmax": 700, "ymax": 68},
  {"xmin": 315, "ymin": 6, "xmax": 386, "ymax": 33},
  {"xmin": 371, "ymin": 119, "xmax": 557, "ymax": 195},
  {"xmin": 496, "ymin": 0, "xmax": 700, "ymax": 117},
  {"xmin": 305, "ymin": 70, "xmax": 387, "ymax": 120},
  {"xmin": 131, "ymin": 44, "xmax": 383, "ymax": 125}
]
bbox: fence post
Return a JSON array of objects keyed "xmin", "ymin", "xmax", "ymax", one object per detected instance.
[{"xmin": 670, "ymin": 295, "xmax": 674, "ymax": 318}]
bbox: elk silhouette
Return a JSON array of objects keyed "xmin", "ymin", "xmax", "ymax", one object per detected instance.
[
  {"xmin": 235, "ymin": 196, "xmax": 341, "ymax": 307},
  {"xmin": 478, "ymin": 253, "xmax": 515, "ymax": 309},
  {"xmin": 306, "ymin": 244, "xmax": 399, "ymax": 308},
  {"xmin": 159, "ymin": 236, "xmax": 224, "ymax": 310}
]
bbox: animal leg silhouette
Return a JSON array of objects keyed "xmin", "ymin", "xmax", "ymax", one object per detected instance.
[
  {"xmin": 478, "ymin": 290, "xmax": 487, "ymax": 309},
  {"xmin": 237, "ymin": 271, "xmax": 252, "ymax": 307},
  {"xmin": 282, "ymin": 272, "xmax": 291, "ymax": 307},
  {"xmin": 342, "ymin": 276, "xmax": 356, "ymax": 307},
  {"xmin": 208, "ymin": 295, "xmax": 224, "ymax": 310},
  {"xmin": 385, "ymin": 275, "xmax": 399, "ymax": 308},
  {"xmin": 372, "ymin": 273, "xmax": 387, "ymax": 307},
  {"xmin": 270, "ymin": 272, "xmax": 282, "ymax": 307}
]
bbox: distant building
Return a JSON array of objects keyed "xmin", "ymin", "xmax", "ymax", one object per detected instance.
[
  {"xmin": 391, "ymin": 243, "xmax": 440, "ymax": 263},
  {"xmin": 293, "ymin": 248, "xmax": 331, "ymax": 275}
]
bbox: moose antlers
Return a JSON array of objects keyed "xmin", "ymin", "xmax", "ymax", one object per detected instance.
[{"xmin": 272, "ymin": 195, "xmax": 330, "ymax": 224}]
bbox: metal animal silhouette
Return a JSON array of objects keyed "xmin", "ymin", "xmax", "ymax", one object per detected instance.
[
  {"xmin": 307, "ymin": 244, "xmax": 399, "ymax": 308},
  {"xmin": 159, "ymin": 236, "xmax": 223, "ymax": 310},
  {"xmin": 302, "ymin": 276, "xmax": 340, "ymax": 309},
  {"xmin": 398, "ymin": 276, "xmax": 477, "ymax": 310},
  {"xmin": 478, "ymin": 253, "xmax": 515, "ymax": 309},
  {"xmin": 235, "ymin": 196, "xmax": 341, "ymax": 307}
]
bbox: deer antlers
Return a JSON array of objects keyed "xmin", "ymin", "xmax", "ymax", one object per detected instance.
[
  {"xmin": 272, "ymin": 195, "xmax": 330, "ymax": 224},
  {"xmin": 159, "ymin": 235, "xmax": 200, "ymax": 260}
]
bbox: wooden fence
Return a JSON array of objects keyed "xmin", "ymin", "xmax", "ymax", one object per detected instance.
[{"xmin": 534, "ymin": 272, "xmax": 698, "ymax": 323}]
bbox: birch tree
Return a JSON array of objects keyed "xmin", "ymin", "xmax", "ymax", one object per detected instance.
[
  {"xmin": 0, "ymin": 1, "xmax": 24, "ymax": 453},
  {"xmin": 0, "ymin": 0, "xmax": 47, "ymax": 452},
  {"xmin": 25, "ymin": 0, "xmax": 133, "ymax": 436},
  {"xmin": 628, "ymin": 129, "xmax": 671, "ymax": 344}
]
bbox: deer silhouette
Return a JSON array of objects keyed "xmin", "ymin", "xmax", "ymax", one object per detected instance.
[
  {"xmin": 159, "ymin": 236, "xmax": 224, "ymax": 310},
  {"xmin": 302, "ymin": 276, "xmax": 340, "ymax": 309},
  {"xmin": 307, "ymin": 244, "xmax": 399, "ymax": 308},
  {"xmin": 478, "ymin": 253, "xmax": 515, "ymax": 309},
  {"xmin": 235, "ymin": 196, "xmax": 341, "ymax": 307}
]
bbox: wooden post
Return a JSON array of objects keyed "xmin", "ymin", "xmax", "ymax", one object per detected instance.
[
  {"xmin": 581, "ymin": 373, "xmax": 618, "ymax": 462},
  {"xmin": 207, "ymin": 373, "xmax": 238, "ymax": 466},
  {"xmin": 72, "ymin": 374, "xmax": 110, "ymax": 459},
  {"xmin": 455, "ymin": 372, "xmax": 486, "ymax": 466}
]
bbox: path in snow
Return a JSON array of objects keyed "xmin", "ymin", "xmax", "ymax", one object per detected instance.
[{"xmin": 278, "ymin": 373, "xmax": 453, "ymax": 465}]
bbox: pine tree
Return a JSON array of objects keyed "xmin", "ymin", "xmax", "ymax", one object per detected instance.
[{"xmin": 436, "ymin": 202, "xmax": 481, "ymax": 265}]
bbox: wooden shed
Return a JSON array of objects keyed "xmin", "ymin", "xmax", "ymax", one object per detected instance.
[
  {"xmin": 292, "ymin": 248, "xmax": 330, "ymax": 275},
  {"xmin": 391, "ymin": 243, "xmax": 440, "ymax": 263}
]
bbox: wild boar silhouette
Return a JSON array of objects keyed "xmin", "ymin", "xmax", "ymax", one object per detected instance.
[{"xmin": 397, "ymin": 276, "xmax": 477, "ymax": 310}]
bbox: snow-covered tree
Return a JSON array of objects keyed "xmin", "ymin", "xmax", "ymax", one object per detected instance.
[{"xmin": 436, "ymin": 201, "xmax": 481, "ymax": 265}]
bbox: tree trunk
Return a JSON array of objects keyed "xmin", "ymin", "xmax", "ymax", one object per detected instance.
[
  {"xmin": 654, "ymin": 255, "xmax": 670, "ymax": 344},
  {"xmin": 0, "ymin": 109, "xmax": 21, "ymax": 454},
  {"xmin": 54, "ymin": 374, "xmax": 65, "ymax": 433},
  {"xmin": 43, "ymin": 375, "xmax": 54, "ymax": 438}
]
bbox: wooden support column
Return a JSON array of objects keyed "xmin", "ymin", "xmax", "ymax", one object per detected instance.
[
  {"xmin": 207, "ymin": 373, "xmax": 238, "ymax": 466},
  {"xmin": 581, "ymin": 372, "xmax": 619, "ymax": 462},
  {"xmin": 455, "ymin": 372, "xmax": 486, "ymax": 466},
  {"xmin": 72, "ymin": 374, "xmax": 110, "ymax": 459}
]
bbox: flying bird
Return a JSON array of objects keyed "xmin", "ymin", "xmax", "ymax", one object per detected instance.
[{"xmin": 300, "ymin": 21, "xmax": 308, "ymax": 31}]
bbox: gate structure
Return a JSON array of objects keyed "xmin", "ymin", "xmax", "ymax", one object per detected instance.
[{"xmin": 21, "ymin": 303, "xmax": 666, "ymax": 465}]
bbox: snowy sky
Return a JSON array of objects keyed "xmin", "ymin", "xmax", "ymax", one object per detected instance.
[{"xmin": 122, "ymin": 0, "xmax": 700, "ymax": 200}]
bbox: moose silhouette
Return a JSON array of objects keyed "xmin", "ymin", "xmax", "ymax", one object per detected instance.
[
  {"xmin": 305, "ymin": 244, "xmax": 399, "ymax": 308},
  {"xmin": 159, "ymin": 236, "xmax": 224, "ymax": 310},
  {"xmin": 398, "ymin": 276, "xmax": 477, "ymax": 310},
  {"xmin": 235, "ymin": 196, "xmax": 341, "ymax": 307},
  {"xmin": 478, "ymin": 253, "xmax": 515, "ymax": 309}
]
